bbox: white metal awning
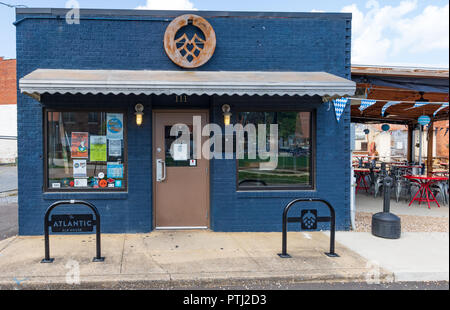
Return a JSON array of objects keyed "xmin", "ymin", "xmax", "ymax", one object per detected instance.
[{"xmin": 19, "ymin": 69, "xmax": 355, "ymax": 97}]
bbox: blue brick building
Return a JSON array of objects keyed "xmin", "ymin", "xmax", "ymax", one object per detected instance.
[{"xmin": 16, "ymin": 8, "xmax": 355, "ymax": 235}]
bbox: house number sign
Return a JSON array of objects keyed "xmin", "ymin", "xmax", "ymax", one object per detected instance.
[{"xmin": 164, "ymin": 14, "xmax": 216, "ymax": 68}]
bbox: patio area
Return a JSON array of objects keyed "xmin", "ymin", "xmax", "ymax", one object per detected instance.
[{"xmin": 355, "ymin": 193, "xmax": 449, "ymax": 232}]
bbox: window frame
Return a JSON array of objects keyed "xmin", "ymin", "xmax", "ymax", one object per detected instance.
[
  {"xmin": 43, "ymin": 107, "xmax": 128, "ymax": 193},
  {"xmin": 235, "ymin": 108, "xmax": 316, "ymax": 191}
]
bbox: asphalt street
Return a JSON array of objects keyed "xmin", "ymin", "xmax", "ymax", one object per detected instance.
[
  {"xmin": 0, "ymin": 165, "xmax": 18, "ymax": 240},
  {"xmin": 0, "ymin": 201, "xmax": 17, "ymax": 240},
  {"xmin": 0, "ymin": 165, "xmax": 17, "ymax": 193}
]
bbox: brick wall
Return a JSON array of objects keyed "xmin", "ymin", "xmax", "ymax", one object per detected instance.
[
  {"xmin": 0, "ymin": 57, "xmax": 16, "ymax": 105},
  {"xmin": 16, "ymin": 10, "xmax": 352, "ymax": 234}
]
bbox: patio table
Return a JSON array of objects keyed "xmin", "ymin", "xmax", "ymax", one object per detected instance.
[
  {"xmin": 432, "ymin": 169, "xmax": 449, "ymax": 176},
  {"xmin": 404, "ymin": 175, "xmax": 448, "ymax": 209},
  {"xmin": 354, "ymin": 168, "xmax": 379, "ymax": 194}
]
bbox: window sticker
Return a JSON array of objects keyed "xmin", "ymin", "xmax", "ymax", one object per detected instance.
[
  {"xmin": 106, "ymin": 113, "xmax": 123, "ymax": 140},
  {"xmin": 71, "ymin": 132, "xmax": 89, "ymax": 158},
  {"xmin": 88, "ymin": 177, "xmax": 99, "ymax": 188},
  {"xmin": 99, "ymin": 179, "xmax": 107, "ymax": 188},
  {"xmin": 74, "ymin": 178, "xmax": 87, "ymax": 187}
]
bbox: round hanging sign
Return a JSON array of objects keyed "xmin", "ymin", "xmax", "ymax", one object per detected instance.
[
  {"xmin": 363, "ymin": 129, "xmax": 370, "ymax": 135},
  {"xmin": 381, "ymin": 124, "xmax": 390, "ymax": 132},
  {"xmin": 418, "ymin": 115, "xmax": 431, "ymax": 126},
  {"xmin": 164, "ymin": 14, "xmax": 216, "ymax": 68}
]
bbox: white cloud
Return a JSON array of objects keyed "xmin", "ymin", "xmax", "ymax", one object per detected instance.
[
  {"xmin": 340, "ymin": 0, "xmax": 449, "ymax": 67},
  {"xmin": 136, "ymin": 0, "xmax": 196, "ymax": 10}
]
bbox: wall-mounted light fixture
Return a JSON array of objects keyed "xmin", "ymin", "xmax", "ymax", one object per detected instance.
[
  {"xmin": 222, "ymin": 104, "xmax": 232, "ymax": 126},
  {"xmin": 135, "ymin": 103, "xmax": 144, "ymax": 126}
]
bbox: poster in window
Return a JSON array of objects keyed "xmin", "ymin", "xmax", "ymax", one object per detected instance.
[
  {"xmin": 73, "ymin": 159, "xmax": 87, "ymax": 178},
  {"xmin": 173, "ymin": 143, "xmax": 188, "ymax": 161},
  {"xmin": 106, "ymin": 113, "xmax": 123, "ymax": 140},
  {"xmin": 107, "ymin": 162, "xmax": 123, "ymax": 178},
  {"xmin": 71, "ymin": 132, "xmax": 89, "ymax": 158},
  {"xmin": 108, "ymin": 139, "xmax": 122, "ymax": 157},
  {"xmin": 90, "ymin": 135, "xmax": 107, "ymax": 162}
]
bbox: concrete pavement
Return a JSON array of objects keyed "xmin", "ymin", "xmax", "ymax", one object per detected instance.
[
  {"xmin": 356, "ymin": 195, "xmax": 449, "ymax": 218},
  {"xmin": 331, "ymin": 231, "xmax": 449, "ymax": 282},
  {"xmin": 0, "ymin": 231, "xmax": 393, "ymax": 289}
]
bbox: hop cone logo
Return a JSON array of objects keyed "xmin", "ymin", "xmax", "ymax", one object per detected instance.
[{"xmin": 302, "ymin": 211, "xmax": 316, "ymax": 229}]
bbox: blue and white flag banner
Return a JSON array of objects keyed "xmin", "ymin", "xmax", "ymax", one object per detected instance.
[
  {"xmin": 359, "ymin": 99, "xmax": 377, "ymax": 112},
  {"xmin": 412, "ymin": 101, "xmax": 429, "ymax": 108},
  {"xmin": 433, "ymin": 102, "xmax": 449, "ymax": 117},
  {"xmin": 381, "ymin": 101, "xmax": 401, "ymax": 117},
  {"xmin": 412, "ymin": 101, "xmax": 447, "ymax": 109},
  {"xmin": 333, "ymin": 98, "xmax": 349, "ymax": 122}
]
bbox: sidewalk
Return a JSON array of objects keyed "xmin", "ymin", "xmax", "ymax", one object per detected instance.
[
  {"xmin": 0, "ymin": 231, "xmax": 392, "ymax": 289},
  {"xmin": 332, "ymin": 232, "xmax": 449, "ymax": 282}
]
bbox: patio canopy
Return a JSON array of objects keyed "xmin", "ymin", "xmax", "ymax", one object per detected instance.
[
  {"xmin": 351, "ymin": 65, "xmax": 449, "ymax": 124},
  {"xmin": 19, "ymin": 69, "xmax": 355, "ymax": 98}
]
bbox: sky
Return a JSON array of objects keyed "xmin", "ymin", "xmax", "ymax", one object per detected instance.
[{"xmin": 0, "ymin": 0, "xmax": 449, "ymax": 68}]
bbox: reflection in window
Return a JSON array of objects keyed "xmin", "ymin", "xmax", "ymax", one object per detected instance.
[
  {"xmin": 46, "ymin": 111, "xmax": 126, "ymax": 190},
  {"xmin": 237, "ymin": 111, "xmax": 312, "ymax": 189}
]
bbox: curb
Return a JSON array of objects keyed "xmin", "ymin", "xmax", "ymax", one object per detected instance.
[
  {"xmin": 0, "ymin": 190, "xmax": 17, "ymax": 197},
  {"xmin": 0, "ymin": 270, "xmax": 396, "ymax": 289},
  {"xmin": 393, "ymin": 271, "xmax": 449, "ymax": 282}
]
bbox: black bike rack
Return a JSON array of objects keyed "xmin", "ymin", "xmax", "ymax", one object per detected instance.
[
  {"xmin": 278, "ymin": 198, "xmax": 339, "ymax": 258},
  {"xmin": 41, "ymin": 200, "xmax": 105, "ymax": 263}
]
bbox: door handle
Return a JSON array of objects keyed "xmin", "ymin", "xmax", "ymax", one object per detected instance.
[{"xmin": 156, "ymin": 159, "xmax": 166, "ymax": 182}]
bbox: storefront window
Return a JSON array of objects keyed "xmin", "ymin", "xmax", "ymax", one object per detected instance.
[
  {"xmin": 237, "ymin": 111, "xmax": 313, "ymax": 190},
  {"xmin": 45, "ymin": 111, "xmax": 126, "ymax": 191}
]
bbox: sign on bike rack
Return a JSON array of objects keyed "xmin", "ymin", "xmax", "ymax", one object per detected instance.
[
  {"xmin": 41, "ymin": 200, "xmax": 105, "ymax": 263},
  {"xmin": 278, "ymin": 198, "xmax": 339, "ymax": 258}
]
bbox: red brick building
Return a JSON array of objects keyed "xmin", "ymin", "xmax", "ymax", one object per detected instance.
[
  {"xmin": 0, "ymin": 57, "xmax": 17, "ymax": 163},
  {"xmin": 0, "ymin": 57, "xmax": 17, "ymax": 106}
]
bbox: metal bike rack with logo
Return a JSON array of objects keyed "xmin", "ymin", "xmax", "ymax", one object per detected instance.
[
  {"xmin": 278, "ymin": 198, "xmax": 339, "ymax": 258},
  {"xmin": 41, "ymin": 200, "xmax": 105, "ymax": 263}
]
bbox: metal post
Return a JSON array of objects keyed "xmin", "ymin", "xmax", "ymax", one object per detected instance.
[
  {"xmin": 93, "ymin": 213, "xmax": 104, "ymax": 262},
  {"xmin": 383, "ymin": 176, "xmax": 393, "ymax": 213},
  {"xmin": 418, "ymin": 125, "xmax": 423, "ymax": 172},
  {"xmin": 326, "ymin": 202, "xmax": 338, "ymax": 257},
  {"xmin": 279, "ymin": 206, "xmax": 290, "ymax": 258},
  {"xmin": 41, "ymin": 214, "xmax": 54, "ymax": 263}
]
